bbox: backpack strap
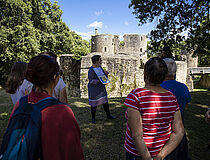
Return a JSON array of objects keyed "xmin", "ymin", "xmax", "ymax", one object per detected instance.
[
  {"xmin": 33, "ymin": 97, "xmax": 64, "ymax": 111},
  {"xmin": 30, "ymin": 97, "xmax": 65, "ymax": 128},
  {"xmin": 13, "ymin": 96, "xmax": 66, "ymax": 128},
  {"xmin": 12, "ymin": 95, "xmax": 31, "ymax": 117}
]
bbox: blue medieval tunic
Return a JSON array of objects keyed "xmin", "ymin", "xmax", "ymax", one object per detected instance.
[{"xmin": 88, "ymin": 66, "xmax": 108, "ymax": 107}]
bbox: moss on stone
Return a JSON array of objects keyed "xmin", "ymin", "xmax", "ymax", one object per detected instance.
[{"xmin": 108, "ymin": 73, "xmax": 118, "ymax": 93}]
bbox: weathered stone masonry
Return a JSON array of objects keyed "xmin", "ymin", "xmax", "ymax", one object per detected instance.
[
  {"xmin": 59, "ymin": 31, "xmax": 190, "ymax": 98},
  {"xmin": 60, "ymin": 53, "xmax": 188, "ymax": 98}
]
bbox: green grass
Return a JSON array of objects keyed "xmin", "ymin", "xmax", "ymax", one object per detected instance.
[{"xmin": 0, "ymin": 88, "xmax": 210, "ymax": 159}]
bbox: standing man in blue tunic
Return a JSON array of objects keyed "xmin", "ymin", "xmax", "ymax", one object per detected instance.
[
  {"xmin": 88, "ymin": 55, "xmax": 115, "ymax": 124},
  {"xmin": 161, "ymin": 58, "xmax": 191, "ymax": 160}
]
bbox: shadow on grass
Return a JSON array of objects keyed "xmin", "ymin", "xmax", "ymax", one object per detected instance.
[
  {"xmin": 68, "ymin": 97, "xmax": 127, "ymax": 159},
  {"xmin": 184, "ymin": 91, "xmax": 210, "ymax": 160}
]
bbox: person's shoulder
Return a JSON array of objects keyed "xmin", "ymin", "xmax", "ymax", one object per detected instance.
[
  {"xmin": 21, "ymin": 79, "xmax": 33, "ymax": 88},
  {"xmin": 43, "ymin": 103, "xmax": 74, "ymax": 116},
  {"xmin": 164, "ymin": 90, "xmax": 175, "ymax": 96},
  {"xmin": 52, "ymin": 102, "xmax": 71, "ymax": 109},
  {"xmin": 88, "ymin": 66, "xmax": 94, "ymax": 72},
  {"xmin": 130, "ymin": 88, "xmax": 149, "ymax": 95},
  {"xmin": 175, "ymin": 81, "xmax": 189, "ymax": 90},
  {"xmin": 162, "ymin": 80, "xmax": 183, "ymax": 88},
  {"xmin": 23, "ymin": 79, "xmax": 32, "ymax": 84}
]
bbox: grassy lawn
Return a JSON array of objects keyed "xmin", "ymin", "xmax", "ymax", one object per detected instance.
[{"xmin": 0, "ymin": 88, "xmax": 210, "ymax": 159}]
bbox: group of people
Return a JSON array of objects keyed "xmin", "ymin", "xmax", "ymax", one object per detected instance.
[
  {"xmin": 2, "ymin": 53, "xmax": 84, "ymax": 159},
  {"xmin": 0, "ymin": 47, "xmax": 205, "ymax": 160},
  {"xmin": 6, "ymin": 52, "xmax": 68, "ymax": 105}
]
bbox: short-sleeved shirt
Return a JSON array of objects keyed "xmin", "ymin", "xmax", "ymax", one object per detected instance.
[
  {"xmin": 11, "ymin": 78, "xmax": 66, "ymax": 105},
  {"xmin": 11, "ymin": 79, "xmax": 33, "ymax": 105},
  {"xmin": 53, "ymin": 78, "xmax": 66, "ymax": 99},
  {"xmin": 161, "ymin": 80, "xmax": 191, "ymax": 114},
  {"xmin": 124, "ymin": 88, "xmax": 179, "ymax": 157}
]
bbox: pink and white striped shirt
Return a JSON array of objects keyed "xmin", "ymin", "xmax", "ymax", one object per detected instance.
[{"xmin": 124, "ymin": 88, "xmax": 179, "ymax": 157}]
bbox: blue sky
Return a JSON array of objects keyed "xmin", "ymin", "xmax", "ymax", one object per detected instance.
[{"xmin": 52, "ymin": 0, "xmax": 156, "ymax": 40}]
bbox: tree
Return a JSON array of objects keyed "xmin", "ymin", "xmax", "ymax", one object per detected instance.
[
  {"xmin": 70, "ymin": 31, "xmax": 90, "ymax": 60},
  {"xmin": 0, "ymin": 0, "xmax": 90, "ymax": 87},
  {"xmin": 129, "ymin": 0, "xmax": 209, "ymax": 65}
]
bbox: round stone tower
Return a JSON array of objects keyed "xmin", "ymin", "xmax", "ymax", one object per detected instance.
[
  {"xmin": 91, "ymin": 34, "xmax": 116, "ymax": 54},
  {"xmin": 123, "ymin": 34, "xmax": 147, "ymax": 63},
  {"xmin": 123, "ymin": 34, "xmax": 147, "ymax": 54}
]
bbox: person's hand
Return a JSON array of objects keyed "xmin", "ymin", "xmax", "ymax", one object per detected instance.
[
  {"xmin": 153, "ymin": 155, "xmax": 164, "ymax": 160},
  {"xmin": 153, "ymin": 152, "xmax": 165, "ymax": 160},
  {"xmin": 205, "ymin": 109, "xmax": 210, "ymax": 123}
]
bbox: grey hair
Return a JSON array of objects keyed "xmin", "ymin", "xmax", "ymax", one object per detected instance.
[{"xmin": 163, "ymin": 58, "xmax": 177, "ymax": 77}]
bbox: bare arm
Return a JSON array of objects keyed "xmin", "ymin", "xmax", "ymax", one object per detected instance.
[
  {"xmin": 154, "ymin": 110, "xmax": 184, "ymax": 160},
  {"xmin": 59, "ymin": 87, "xmax": 68, "ymax": 104},
  {"xmin": 127, "ymin": 107, "xmax": 152, "ymax": 160}
]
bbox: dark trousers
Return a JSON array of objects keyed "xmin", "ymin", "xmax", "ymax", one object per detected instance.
[
  {"xmin": 126, "ymin": 151, "xmax": 141, "ymax": 160},
  {"xmin": 125, "ymin": 133, "xmax": 191, "ymax": 160},
  {"xmin": 167, "ymin": 133, "xmax": 191, "ymax": 160},
  {"xmin": 91, "ymin": 102, "xmax": 111, "ymax": 118}
]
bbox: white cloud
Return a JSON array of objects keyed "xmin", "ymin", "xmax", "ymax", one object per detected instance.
[
  {"xmin": 124, "ymin": 21, "xmax": 129, "ymax": 26},
  {"xmin": 87, "ymin": 21, "xmax": 103, "ymax": 28},
  {"xmin": 95, "ymin": 10, "xmax": 103, "ymax": 16},
  {"xmin": 76, "ymin": 31, "xmax": 92, "ymax": 40}
]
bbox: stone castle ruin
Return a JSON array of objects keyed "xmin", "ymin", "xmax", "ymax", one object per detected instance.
[
  {"xmin": 60, "ymin": 30, "xmax": 193, "ymax": 98},
  {"xmin": 91, "ymin": 29, "xmax": 147, "ymax": 65}
]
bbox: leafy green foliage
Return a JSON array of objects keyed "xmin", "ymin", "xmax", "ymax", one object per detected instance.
[
  {"xmin": 0, "ymin": 0, "xmax": 90, "ymax": 87},
  {"xmin": 129, "ymin": 0, "xmax": 209, "ymax": 65},
  {"xmin": 120, "ymin": 41, "xmax": 125, "ymax": 47},
  {"xmin": 70, "ymin": 31, "xmax": 90, "ymax": 60}
]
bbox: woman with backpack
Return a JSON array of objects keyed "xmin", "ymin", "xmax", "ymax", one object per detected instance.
[{"xmin": 1, "ymin": 55, "xmax": 84, "ymax": 160}]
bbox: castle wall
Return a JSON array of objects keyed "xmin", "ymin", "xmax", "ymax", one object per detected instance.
[
  {"xmin": 118, "ymin": 34, "xmax": 147, "ymax": 64},
  {"xmin": 113, "ymin": 35, "xmax": 120, "ymax": 54},
  {"xmin": 123, "ymin": 34, "xmax": 146, "ymax": 54},
  {"xmin": 80, "ymin": 53, "xmax": 144, "ymax": 98},
  {"xmin": 91, "ymin": 33, "xmax": 148, "ymax": 63},
  {"xmin": 60, "ymin": 54, "xmax": 189, "ymax": 98},
  {"xmin": 59, "ymin": 54, "xmax": 81, "ymax": 97},
  {"xmin": 176, "ymin": 61, "xmax": 188, "ymax": 84},
  {"xmin": 59, "ymin": 33, "xmax": 192, "ymax": 97},
  {"xmin": 91, "ymin": 34, "xmax": 115, "ymax": 54}
]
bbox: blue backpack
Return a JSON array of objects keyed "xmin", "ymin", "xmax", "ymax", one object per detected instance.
[{"xmin": 0, "ymin": 95, "xmax": 63, "ymax": 160}]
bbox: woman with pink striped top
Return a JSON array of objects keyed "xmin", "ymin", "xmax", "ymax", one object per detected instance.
[{"xmin": 124, "ymin": 57, "xmax": 184, "ymax": 160}]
